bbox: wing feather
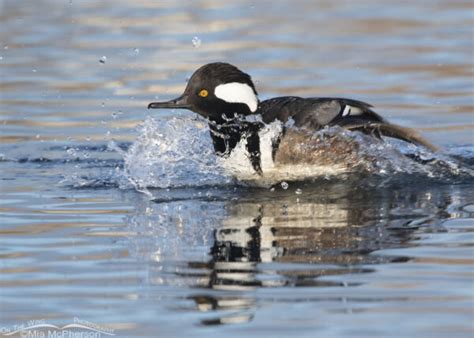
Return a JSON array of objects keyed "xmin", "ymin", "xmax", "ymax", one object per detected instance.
[
  {"xmin": 259, "ymin": 96, "xmax": 436, "ymax": 150},
  {"xmin": 260, "ymin": 96, "xmax": 384, "ymax": 128}
]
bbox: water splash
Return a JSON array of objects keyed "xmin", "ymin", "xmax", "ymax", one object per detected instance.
[
  {"xmin": 51, "ymin": 114, "xmax": 473, "ymax": 191},
  {"xmin": 121, "ymin": 115, "xmax": 231, "ymax": 190},
  {"xmin": 192, "ymin": 36, "xmax": 201, "ymax": 48},
  {"xmin": 118, "ymin": 116, "xmax": 473, "ymax": 190},
  {"xmin": 350, "ymin": 130, "xmax": 474, "ymax": 181}
]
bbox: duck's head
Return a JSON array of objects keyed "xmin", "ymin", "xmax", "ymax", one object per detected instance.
[{"xmin": 148, "ymin": 62, "xmax": 259, "ymax": 122}]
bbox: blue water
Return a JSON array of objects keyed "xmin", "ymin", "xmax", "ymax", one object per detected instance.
[{"xmin": 1, "ymin": 1, "xmax": 473, "ymax": 337}]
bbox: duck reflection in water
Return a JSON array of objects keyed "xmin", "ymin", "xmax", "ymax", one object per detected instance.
[
  {"xmin": 126, "ymin": 181, "xmax": 455, "ymax": 326},
  {"xmin": 185, "ymin": 182, "xmax": 452, "ymax": 326}
]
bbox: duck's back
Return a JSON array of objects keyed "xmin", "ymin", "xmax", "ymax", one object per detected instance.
[
  {"xmin": 259, "ymin": 96, "xmax": 385, "ymax": 129},
  {"xmin": 259, "ymin": 96, "xmax": 436, "ymax": 151}
]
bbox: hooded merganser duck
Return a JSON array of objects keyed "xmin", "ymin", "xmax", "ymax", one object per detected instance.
[{"xmin": 148, "ymin": 62, "xmax": 437, "ymax": 185}]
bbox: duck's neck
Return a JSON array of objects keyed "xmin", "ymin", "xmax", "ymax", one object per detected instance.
[{"xmin": 208, "ymin": 115, "xmax": 264, "ymax": 175}]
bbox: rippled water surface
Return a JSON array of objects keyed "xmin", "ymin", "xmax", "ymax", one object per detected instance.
[{"xmin": 1, "ymin": 1, "xmax": 473, "ymax": 337}]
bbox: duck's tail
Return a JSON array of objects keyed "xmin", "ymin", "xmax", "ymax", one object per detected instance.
[{"xmin": 347, "ymin": 122, "xmax": 439, "ymax": 152}]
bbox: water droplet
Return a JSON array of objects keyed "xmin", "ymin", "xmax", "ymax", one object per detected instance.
[
  {"xmin": 270, "ymin": 187, "xmax": 275, "ymax": 192},
  {"xmin": 35, "ymin": 134, "xmax": 40, "ymax": 139},
  {"xmin": 281, "ymin": 181, "xmax": 289, "ymax": 190},
  {"xmin": 112, "ymin": 110, "xmax": 122, "ymax": 119},
  {"xmin": 295, "ymin": 188, "xmax": 302, "ymax": 195},
  {"xmin": 192, "ymin": 36, "xmax": 201, "ymax": 48},
  {"xmin": 99, "ymin": 56, "xmax": 107, "ymax": 64},
  {"xmin": 101, "ymin": 102, "xmax": 105, "ymax": 108},
  {"xmin": 0, "ymin": 56, "xmax": 3, "ymax": 60},
  {"xmin": 32, "ymin": 69, "xmax": 37, "ymax": 73},
  {"xmin": 134, "ymin": 48, "xmax": 140, "ymax": 54},
  {"xmin": 3, "ymin": 45, "xmax": 8, "ymax": 50},
  {"xmin": 106, "ymin": 131, "xmax": 111, "ymax": 137}
]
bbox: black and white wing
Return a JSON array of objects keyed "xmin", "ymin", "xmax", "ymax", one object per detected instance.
[
  {"xmin": 259, "ymin": 96, "xmax": 437, "ymax": 151},
  {"xmin": 259, "ymin": 96, "xmax": 385, "ymax": 128}
]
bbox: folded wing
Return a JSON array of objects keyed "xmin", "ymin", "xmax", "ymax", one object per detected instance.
[{"xmin": 260, "ymin": 96, "xmax": 437, "ymax": 151}]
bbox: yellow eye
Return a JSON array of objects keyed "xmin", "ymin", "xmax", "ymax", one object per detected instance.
[{"xmin": 198, "ymin": 89, "xmax": 208, "ymax": 97}]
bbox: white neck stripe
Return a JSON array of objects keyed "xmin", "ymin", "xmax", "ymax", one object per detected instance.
[{"xmin": 214, "ymin": 82, "xmax": 258, "ymax": 112}]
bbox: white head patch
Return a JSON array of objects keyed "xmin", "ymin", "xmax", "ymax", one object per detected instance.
[{"xmin": 214, "ymin": 82, "xmax": 258, "ymax": 112}]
